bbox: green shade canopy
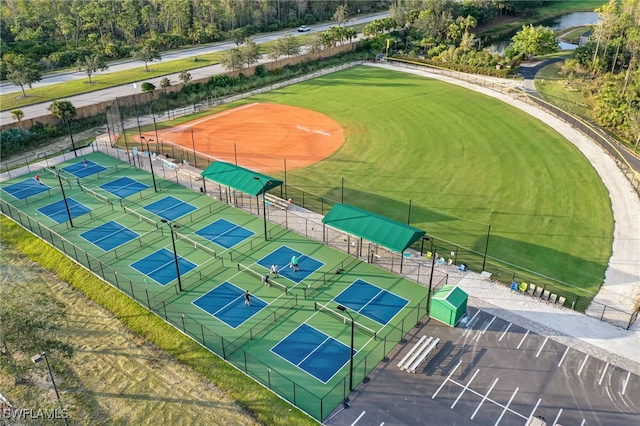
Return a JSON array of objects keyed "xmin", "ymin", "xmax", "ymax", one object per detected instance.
[
  {"xmin": 322, "ymin": 204, "xmax": 425, "ymax": 253},
  {"xmin": 201, "ymin": 161, "xmax": 283, "ymax": 196}
]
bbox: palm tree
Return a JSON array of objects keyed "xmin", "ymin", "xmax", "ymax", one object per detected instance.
[
  {"xmin": 11, "ymin": 109, "xmax": 24, "ymax": 129},
  {"xmin": 48, "ymin": 100, "xmax": 78, "ymax": 157}
]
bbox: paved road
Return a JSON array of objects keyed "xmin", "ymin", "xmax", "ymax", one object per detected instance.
[
  {"xmin": 0, "ymin": 13, "xmax": 387, "ymax": 95},
  {"xmin": 0, "ymin": 14, "xmax": 387, "ymax": 125}
]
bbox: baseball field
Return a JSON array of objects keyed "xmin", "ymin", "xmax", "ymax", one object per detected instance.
[{"xmin": 150, "ymin": 65, "xmax": 613, "ymax": 302}]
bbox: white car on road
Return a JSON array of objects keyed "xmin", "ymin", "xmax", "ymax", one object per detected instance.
[{"xmin": 297, "ymin": 25, "xmax": 311, "ymax": 32}]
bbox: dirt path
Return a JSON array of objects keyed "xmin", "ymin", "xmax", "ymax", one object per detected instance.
[{"xmin": 0, "ymin": 244, "xmax": 260, "ymax": 426}]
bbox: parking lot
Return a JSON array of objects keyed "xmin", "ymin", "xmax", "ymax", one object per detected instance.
[{"xmin": 325, "ymin": 307, "xmax": 640, "ymax": 426}]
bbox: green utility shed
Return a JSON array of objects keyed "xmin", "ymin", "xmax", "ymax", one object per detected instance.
[{"xmin": 430, "ymin": 285, "xmax": 468, "ymax": 327}]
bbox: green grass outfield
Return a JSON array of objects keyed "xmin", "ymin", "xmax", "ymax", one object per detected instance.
[
  {"xmin": 227, "ymin": 66, "xmax": 613, "ymax": 304},
  {"xmin": 0, "ymin": 151, "xmax": 429, "ymax": 422}
]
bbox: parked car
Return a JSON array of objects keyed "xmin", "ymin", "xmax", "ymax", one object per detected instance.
[{"xmin": 297, "ymin": 25, "xmax": 311, "ymax": 32}]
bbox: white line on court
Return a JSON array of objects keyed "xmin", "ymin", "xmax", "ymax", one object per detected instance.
[
  {"xmin": 558, "ymin": 346, "xmax": 570, "ymax": 367},
  {"xmin": 470, "ymin": 378, "xmax": 499, "ymax": 420},
  {"xmin": 498, "ymin": 323, "xmax": 512, "ymax": 342},
  {"xmin": 494, "ymin": 387, "xmax": 519, "ymax": 426},
  {"xmin": 466, "ymin": 310, "xmax": 481, "ymax": 328},
  {"xmin": 451, "ymin": 369, "xmax": 479, "ymax": 409},
  {"xmin": 578, "ymin": 354, "xmax": 589, "ymax": 376},
  {"xmin": 551, "ymin": 409, "xmax": 563, "ymax": 426},
  {"xmin": 350, "ymin": 411, "xmax": 366, "ymax": 425},
  {"xmin": 599, "ymin": 362, "xmax": 610, "ymax": 385},
  {"xmin": 481, "ymin": 316, "xmax": 496, "ymax": 334},
  {"xmin": 535, "ymin": 337, "xmax": 549, "ymax": 358},
  {"xmin": 432, "ymin": 360, "xmax": 461, "ymax": 399},
  {"xmin": 516, "ymin": 330, "xmax": 530, "ymax": 349},
  {"xmin": 580, "ymin": 419, "xmax": 586, "ymax": 426},
  {"xmin": 527, "ymin": 398, "xmax": 543, "ymax": 421},
  {"xmin": 622, "ymin": 371, "xmax": 631, "ymax": 395}
]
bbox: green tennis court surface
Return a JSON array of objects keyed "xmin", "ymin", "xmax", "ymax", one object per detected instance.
[
  {"xmin": 0, "ymin": 151, "xmax": 430, "ymax": 422},
  {"xmin": 62, "ymin": 159, "xmax": 107, "ymax": 178},
  {"xmin": 1, "ymin": 178, "xmax": 51, "ymax": 200}
]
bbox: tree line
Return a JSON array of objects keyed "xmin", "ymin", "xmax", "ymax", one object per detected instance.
[{"xmin": 0, "ymin": 0, "xmax": 555, "ymax": 79}]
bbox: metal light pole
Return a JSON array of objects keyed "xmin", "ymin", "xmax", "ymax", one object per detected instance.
[
  {"xmin": 253, "ymin": 176, "xmax": 270, "ymax": 241},
  {"xmin": 426, "ymin": 237, "xmax": 436, "ymax": 316},
  {"xmin": 161, "ymin": 219, "xmax": 182, "ymax": 291},
  {"xmin": 32, "ymin": 352, "xmax": 69, "ymax": 426},
  {"xmin": 57, "ymin": 172, "xmax": 73, "ymax": 227},
  {"xmin": 141, "ymin": 136, "xmax": 157, "ymax": 192},
  {"xmin": 337, "ymin": 305, "xmax": 355, "ymax": 397}
]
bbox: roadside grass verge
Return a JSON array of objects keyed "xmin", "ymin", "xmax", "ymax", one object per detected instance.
[
  {"xmin": 0, "ymin": 216, "xmax": 318, "ymax": 426},
  {"xmin": 535, "ymin": 62, "xmax": 595, "ymax": 120}
]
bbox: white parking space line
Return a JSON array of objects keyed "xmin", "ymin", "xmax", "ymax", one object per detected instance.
[
  {"xmin": 451, "ymin": 369, "xmax": 479, "ymax": 409},
  {"xmin": 516, "ymin": 330, "xmax": 530, "ymax": 349},
  {"xmin": 470, "ymin": 378, "xmax": 499, "ymax": 420},
  {"xmin": 605, "ymin": 386, "xmax": 614, "ymax": 401},
  {"xmin": 432, "ymin": 360, "xmax": 462, "ymax": 399},
  {"xmin": 527, "ymin": 398, "xmax": 543, "ymax": 421},
  {"xmin": 551, "ymin": 408, "xmax": 563, "ymax": 426},
  {"xmin": 466, "ymin": 310, "xmax": 481, "ymax": 328},
  {"xmin": 498, "ymin": 323, "xmax": 512, "ymax": 342},
  {"xmin": 445, "ymin": 379, "xmax": 527, "ymax": 420},
  {"xmin": 580, "ymin": 418, "xmax": 586, "ymax": 426},
  {"xmin": 481, "ymin": 316, "xmax": 496, "ymax": 334},
  {"xmin": 350, "ymin": 411, "xmax": 366, "ymax": 425},
  {"xmin": 494, "ymin": 387, "xmax": 519, "ymax": 426},
  {"xmin": 558, "ymin": 346, "xmax": 570, "ymax": 367},
  {"xmin": 578, "ymin": 354, "xmax": 589, "ymax": 376},
  {"xmin": 622, "ymin": 371, "xmax": 631, "ymax": 395},
  {"xmin": 599, "ymin": 362, "xmax": 610, "ymax": 385},
  {"xmin": 535, "ymin": 337, "xmax": 548, "ymax": 358}
]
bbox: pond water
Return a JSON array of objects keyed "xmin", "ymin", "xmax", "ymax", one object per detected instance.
[{"xmin": 490, "ymin": 11, "xmax": 599, "ymax": 54}]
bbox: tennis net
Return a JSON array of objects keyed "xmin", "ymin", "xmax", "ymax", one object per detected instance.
[
  {"xmin": 79, "ymin": 183, "xmax": 111, "ymax": 205},
  {"xmin": 123, "ymin": 206, "xmax": 158, "ymax": 229},
  {"xmin": 237, "ymin": 263, "xmax": 288, "ymax": 294},
  {"xmin": 41, "ymin": 166, "xmax": 70, "ymax": 183},
  {"xmin": 176, "ymin": 232, "xmax": 217, "ymax": 259},
  {"xmin": 314, "ymin": 302, "xmax": 377, "ymax": 339}
]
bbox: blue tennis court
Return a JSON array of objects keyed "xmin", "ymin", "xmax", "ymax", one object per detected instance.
[
  {"xmin": 334, "ymin": 279, "xmax": 409, "ymax": 325},
  {"xmin": 62, "ymin": 160, "xmax": 107, "ymax": 178},
  {"xmin": 130, "ymin": 248, "xmax": 197, "ymax": 285},
  {"xmin": 99, "ymin": 177, "xmax": 149, "ymax": 198},
  {"xmin": 257, "ymin": 246, "xmax": 324, "ymax": 284},
  {"xmin": 2, "ymin": 179, "xmax": 50, "ymax": 200},
  {"xmin": 271, "ymin": 323, "xmax": 353, "ymax": 383},
  {"xmin": 192, "ymin": 282, "xmax": 267, "ymax": 328},
  {"xmin": 80, "ymin": 221, "xmax": 139, "ymax": 251},
  {"xmin": 195, "ymin": 219, "xmax": 254, "ymax": 249},
  {"xmin": 37, "ymin": 198, "xmax": 91, "ymax": 223},
  {"xmin": 143, "ymin": 196, "xmax": 197, "ymax": 221}
]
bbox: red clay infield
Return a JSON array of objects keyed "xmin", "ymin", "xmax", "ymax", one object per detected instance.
[{"xmin": 151, "ymin": 103, "xmax": 345, "ymax": 173}]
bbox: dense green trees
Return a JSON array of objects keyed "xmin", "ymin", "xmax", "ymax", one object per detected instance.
[
  {"xmin": 0, "ymin": 0, "xmax": 388, "ymax": 76},
  {"xmin": 570, "ymin": 0, "xmax": 640, "ymax": 146},
  {"xmin": 509, "ymin": 25, "xmax": 559, "ymax": 60}
]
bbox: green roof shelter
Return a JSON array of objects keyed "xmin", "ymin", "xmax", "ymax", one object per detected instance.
[
  {"xmin": 430, "ymin": 285, "xmax": 468, "ymax": 327},
  {"xmin": 322, "ymin": 204, "xmax": 425, "ymax": 253},
  {"xmin": 201, "ymin": 161, "xmax": 283, "ymax": 196}
]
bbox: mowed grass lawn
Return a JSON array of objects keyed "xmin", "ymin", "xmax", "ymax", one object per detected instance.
[{"xmin": 251, "ymin": 66, "xmax": 613, "ymax": 298}]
